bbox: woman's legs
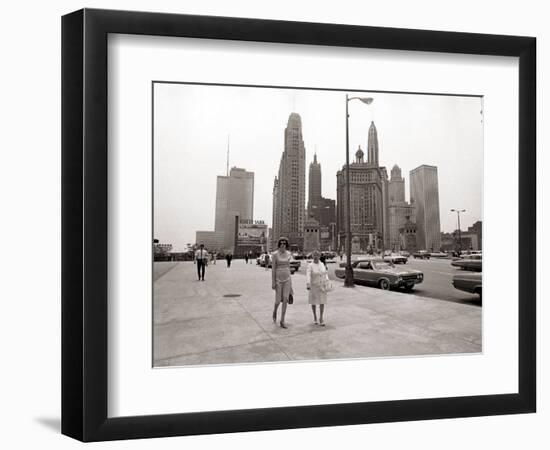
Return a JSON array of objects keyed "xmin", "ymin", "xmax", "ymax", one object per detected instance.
[
  {"xmin": 319, "ymin": 304, "xmax": 325, "ymax": 325},
  {"xmin": 280, "ymin": 301, "xmax": 288, "ymax": 328},
  {"xmin": 272, "ymin": 302, "xmax": 279, "ymax": 322},
  {"xmin": 311, "ymin": 305, "xmax": 318, "ymax": 323}
]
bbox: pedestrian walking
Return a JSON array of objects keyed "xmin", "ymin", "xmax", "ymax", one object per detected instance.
[
  {"xmin": 245, "ymin": 253, "xmax": 249, "ymax": 264},
  {"xmin": 194, "ymin": 244, "xmax": 207, "ymax": 281},
  {"xmin": 306, "ymin": 250, "xmax": 329, "ymax": 326},
  {"xmin": 225, "ymin": 252, "xmax": 233, "ymax": 268},
  {"xmin": 212, "ymin": 252, "xmax": 217, "ymax": 264},
  {"xmin": 271, "ymin": 237, "xmax": 293, "ymax": 329}
]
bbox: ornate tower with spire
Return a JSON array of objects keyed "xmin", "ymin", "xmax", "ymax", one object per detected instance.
[
  {"xmin": 336, "ymin": 137, "xmax": 389, "ymax": 252},
  {"xmin": 367, "ymin": 121, "xmax": 379, "ymax": 166}
]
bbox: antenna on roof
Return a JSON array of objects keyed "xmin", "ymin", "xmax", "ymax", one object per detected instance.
[{"xmin": 226, "ymin": 134, "xmax": 230, "ymax": 176}]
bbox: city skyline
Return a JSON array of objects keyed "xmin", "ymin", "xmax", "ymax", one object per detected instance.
[{"xmin": 154, "ymin": 83, "xmax": 483, "ymax": 250}]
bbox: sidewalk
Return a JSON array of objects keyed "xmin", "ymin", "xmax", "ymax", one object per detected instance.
[{"xmin": 153, "ymin": 260, "xmax": 481, "ymax": 367}]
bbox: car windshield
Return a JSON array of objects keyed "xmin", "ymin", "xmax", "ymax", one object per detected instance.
[{"xmin": 372, "ymin": 261, "xmax": 393, "ymax": 270}]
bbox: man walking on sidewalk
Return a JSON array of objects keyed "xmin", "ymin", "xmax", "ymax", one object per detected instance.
[{"xmin": 195, "ymin": 244, "xmax": 207, "ymax": 281}]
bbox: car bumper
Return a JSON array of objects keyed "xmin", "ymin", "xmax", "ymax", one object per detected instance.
[{"xmin": 393, "ymin": 278, "xmax": 423, "ymax": 287}]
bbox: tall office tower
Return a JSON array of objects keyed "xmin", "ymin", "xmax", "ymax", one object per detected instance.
[
  {"xmin": 308, "ymin": 153, "xmax": 322, "ymax": 213},
  {"xmin": 336, "ymin": 142, "xmax": 388, "ymax": 252},
  {"xmin": 273, "ymin": 112, "xmax": 306, "ymax": 250},
  {"xmin": 214, "ymin": 166, "xmax": 255, "ymax": 251},
  {"xmin": 410, "ymin": 165, "xmax": 441, "ymax": 251},
  {"xmin": 389, "ymin": 164, "xmax": 406, "ymax": 204}
]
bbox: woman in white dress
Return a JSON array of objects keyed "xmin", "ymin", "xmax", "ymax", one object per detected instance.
[
  {"xmin": 271, "ymin": 237, "xmax": 293, "ymax": 329},
  {"xmin": 306, "ymin": 250, "xmax": 329, "ymax": 326}
]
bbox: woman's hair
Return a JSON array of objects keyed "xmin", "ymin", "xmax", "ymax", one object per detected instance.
[
  {"xmin": 311, "ymin": 249, "xmax": 320, "ymax": 257},
  {"xmin": 277, "ymin": 237, "xmax": 289, "ymax": 248}
]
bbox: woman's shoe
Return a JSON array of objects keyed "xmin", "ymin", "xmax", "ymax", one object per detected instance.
[
  {"xmin": 319, "ymin": 321, "xmax": 326, "ymax": 327},
  {"xmin": 280, "ymin": 322, "xmax": 287, "ymax": 329},
  {"xmin": 272, "ymin": 313, "xmax": 277, "ymax": 323}
]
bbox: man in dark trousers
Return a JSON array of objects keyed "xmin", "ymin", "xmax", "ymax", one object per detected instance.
[
  {"xmin": 225, "ymin": 252, "xmax": 233, "ymax": 268},
  {"xmin": 194, "ymin": 244, "xmax": 207, "ymax": 281}
]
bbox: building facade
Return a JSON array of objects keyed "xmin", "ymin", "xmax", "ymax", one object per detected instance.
[
  {"xmin": 336, "ymin": 122, "xmax": 389, "ymax": 252},
  {"xmin": 271, "ymin": 113, "xmax": 306, "ymax": 251},
  {"xmin": 388, "ymin": 203, "xmax": 416, "ymax": 251},
  {"xmin": 195, "ymin": 231, "xmax": 225, "ymax": 252},
  {"xmin": 303, "ymin": 217, "xmax": 320, "ymax": 253},
  {"xmin": 399, "ymin": 216, "xmax": 418, "ymax": 252},
  {"xmin": 215, "ymin": 166, "xmax": 254, "ymax": 252},
  {"xmin": 410, "ymin": 165, "xmax": 441, "ymax": 251}
]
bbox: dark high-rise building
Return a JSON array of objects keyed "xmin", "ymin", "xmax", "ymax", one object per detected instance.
[
  {"xmin": 308, "ymin": 153, "xmax": 322, "ymax": 213},
  {"xmin": 271, "ymin": 113, "xmax": 306, "ymax": 250},
  {"xmin": 336, "ymin": 121, "xmax": 389, "ymax": 252},
  {"xmin": 410, "ymin": 165, "xmax": 441, "ymax": 251},
  {"xmin": 306, "ymin": 153, "xmax": 336, "ymax": 251}
]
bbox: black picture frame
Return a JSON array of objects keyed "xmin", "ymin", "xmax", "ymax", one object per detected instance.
[{"xmin": 62, "ymin": 8, "xmax": 536, "ymax": 442}]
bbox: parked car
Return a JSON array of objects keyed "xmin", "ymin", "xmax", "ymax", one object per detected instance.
[
  {"xmin": 384, "ymin": 253, "xmax": 408, "ymax": 264},
  {"xmin": 452, "ymin": 272, "xmax": 482, "ymax": 299},
  {"xmin": 334, "ymin": 258, "xmax": 423, "ymax": 291},
  {"xmin": 289, "ymin": 257, "xmax": 301, "ymax": 274},
  {"xmin": 258, "ymin": 253, "xmax": 272, "ymax": 268},
  {"xmin": 451, "ymin": 254, "xmax": 482, "ymax": 271},
  {"xmin": 429, "ymin": 251, "xmax": 449, "ymax": 258},
  {"xmin": 412, "ymin": 250, "xmax": 431, "ymax": 259}
]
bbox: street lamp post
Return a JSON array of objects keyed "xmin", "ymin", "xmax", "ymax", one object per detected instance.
[
  {"xmin": 451, "ymin": 209, "xmax": 466, "ymax": 255},
  {"xmin": 344, "ymin": 95, "xmax": 373, "ymax": 288}
]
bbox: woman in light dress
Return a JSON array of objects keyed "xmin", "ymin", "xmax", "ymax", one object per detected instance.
[
  {"xmin": 306, "ymin": 250, "xmax": 329, "ymax": 326},
  {"xmin": 271, "ymin": 237, "xmax": 293, "ymax": 329}
]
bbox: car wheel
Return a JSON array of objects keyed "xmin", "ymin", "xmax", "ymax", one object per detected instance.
[
  {"xmin": 379, "ymin": 279, "xmax": 390, "ymax": 290},
  {"xmin": 475, "ymin": 288, "xmax": 482, "ymax": 301}
]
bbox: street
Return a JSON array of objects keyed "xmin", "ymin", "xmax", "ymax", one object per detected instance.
[
  {"xmin": 317, "ymin": 257, "xmax": 481, "ymax": 305},
  {"xmin": 153, "ymin": 259, "xmax": 481, "ymax": 367}
]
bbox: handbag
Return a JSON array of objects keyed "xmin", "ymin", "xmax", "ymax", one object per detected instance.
[
  {"xmin": 323, "ymin": 274, "xmax": 334, "ymax": 292},
  {"xmin": 288, "ymin": 293, "xmax": 294, "ymax": 304}
]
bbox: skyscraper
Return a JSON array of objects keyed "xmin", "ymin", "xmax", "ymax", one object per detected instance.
[
  {"xmin": 307, "ymin": 153, "xmax": 336, "ymax": 251},
  {"xmin": 410, "ymin": 165, "xmax": 441, "ymax": 251},
  {"xmin": 215, "ymin": 166, "xmax": 254, "ymax": 251},
  {"xmin": 308, "ymin": 153, "xmax": 322, "ymax": 213},
  {"xmin": 272, "ymin": 113, "xmax": 306, "ymax": 250}
]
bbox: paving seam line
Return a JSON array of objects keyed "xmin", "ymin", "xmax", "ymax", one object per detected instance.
[
  {"xmin": 153, "ymin": 337, "xmax": 276, "ymax": 364},
  {"xmin": 234, "ymin": 297, "xmax": 293, "ymax": 361}
]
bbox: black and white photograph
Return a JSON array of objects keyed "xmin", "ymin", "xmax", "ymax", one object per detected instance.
[{"xmin": 153, "ymin": 82, "xmax": 484, "ymax": 368}]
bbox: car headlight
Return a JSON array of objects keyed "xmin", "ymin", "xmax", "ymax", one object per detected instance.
[{"xmin": 418, "ymin": 274, "xmax": 423, "ymax": 280}]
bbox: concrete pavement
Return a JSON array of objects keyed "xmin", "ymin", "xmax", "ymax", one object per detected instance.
[{"xmin": 153, "ymin": 260, "xmax": 481, "ymax": 367}]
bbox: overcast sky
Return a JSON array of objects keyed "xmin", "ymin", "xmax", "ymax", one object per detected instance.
[{"xmin": 154, "ymin": 83, "xmax": 483, "ymax": 251}]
